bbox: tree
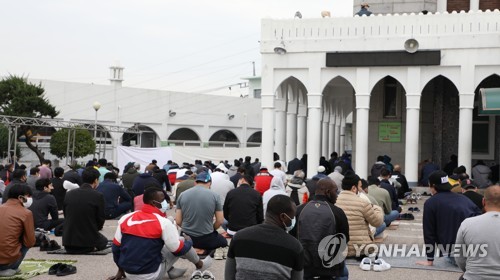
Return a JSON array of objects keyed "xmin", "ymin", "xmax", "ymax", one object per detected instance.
[
  {"xmin": 50, "ymin": 128, "xmax": 96, "ymax": 159},
  {"xmin": 0, "ymin": 75, "xmax": 59, "ymax": 163}
]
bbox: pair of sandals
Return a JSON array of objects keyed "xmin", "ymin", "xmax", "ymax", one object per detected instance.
[
  {"xmin": 191, "ymin": 270, "xmax": 215, "ymax": 280},
  {"xmin": 408, "ymin": 207, "xmax": 420, "ymax": 212},
  {"xmin": 399, "ymin": 213, "xmax": 415, "ymax": 220},
  {"xmin": 49, "ymin": 263, "xmax": 77, "ymax": 276},
  {"xmin": 40, "ymin": 240, "xmax": 61, "ymax": 252}
]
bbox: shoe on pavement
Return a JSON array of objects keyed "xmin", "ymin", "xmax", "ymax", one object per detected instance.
[
  {"xmin": 0, "ymin": 269, "xmax": 16, "ymax": 277},
  {"xmin": 200, "ymin": 256, "xmax": 213, "ymax": 271},
  {"xmin": 373, "ymin": 258, "xmax": 391, "ymax": 271},
  {"xmin": 359, "ymin": 257, "xmax": 372, "ymax": 271},
  {"xmin": 56, "ymin": 264, "xmax": 77, "ymax": 276},
  {"xmin": 190, "ymin": 270, "xmax": 202, "ymax": 280},
  {"xmin": 214, "ymin": 248, "xmax": 224, "ymax": 260},
  {"xmin": 167, "ymin": 267, "xmax": 187, "ymax": 279},
  {"xmin": 222, "ymin": 246, "xmax": 229, "ymax": 259},
  {"xmin": 201, "ymin": 270, "xmax": 215, "ymax": 280}
]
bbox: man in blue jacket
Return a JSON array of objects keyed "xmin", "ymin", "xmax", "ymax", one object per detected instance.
[
  {"xmin": 416, "ymin": 170, "xmax": 481, "ymax": 267},
  {"xmin": 97, "ymin": 172, "xmax": 132, "ymax": 219}
]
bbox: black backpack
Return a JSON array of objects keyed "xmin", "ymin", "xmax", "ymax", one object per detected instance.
[{"xmin": 297, "ymin": 200, "xmax": 337, "ymax": 269}]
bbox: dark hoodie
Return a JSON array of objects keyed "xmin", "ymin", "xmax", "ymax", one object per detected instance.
[
  {"xmin": 122, "ymin": 168, "xmax": 139, "ymax": 191},
  {"xmin": 132, "ymin": 172, "xmax": 161, "ymax": 196}
]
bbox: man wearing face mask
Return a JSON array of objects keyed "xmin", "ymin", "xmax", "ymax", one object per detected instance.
[
  {"xmin": 108, "ymin": 187, "xmax": 212, "ymax": 280},
  {"xmin": 225, "ymin": 194, "xmax": 304, "ymax": 280},
  {"xmin": 291, "ymin": 178, "xmax": 350, "ymax": 280},
  {"xmin": 336, "ymin": 171, "xmax": 384, "ymax": 258},
  {"xmin": 0, "ymin": 184, "xmax": 35, "ymax": 277},
  {"xmin": 63, "ymin": 167, "xmax": 108, "ymax": 254}
]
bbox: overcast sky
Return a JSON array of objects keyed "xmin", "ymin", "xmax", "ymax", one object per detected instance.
[{"xmin": 1, "ymin": 0, "xmax": 353, "ymax": 96}]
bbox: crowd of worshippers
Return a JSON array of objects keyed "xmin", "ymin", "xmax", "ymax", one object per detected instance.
[{"xmin": 1, "ymin": 153, "xmax": 500, "ymax": 279}]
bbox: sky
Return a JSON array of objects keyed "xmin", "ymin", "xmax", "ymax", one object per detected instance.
[{"xmin": 1, "ymin": 0, "xmax": 353, "ymax": 96}]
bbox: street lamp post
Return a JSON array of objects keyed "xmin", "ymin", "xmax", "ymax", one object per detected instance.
[{"xmin": 93, "ymin": 101, "xmax": 101, "ymax": 159}]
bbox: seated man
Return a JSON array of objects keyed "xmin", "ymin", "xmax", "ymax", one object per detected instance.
[
  {"xmin": 63, "ymin": 167, "xmax": 108, "ymax": 254},
  {"xmin": 225, "ymin": 195, "xmax": 304, "ymax": 279},
  {"xmin": 223, "ymin": 175, "xmax": 264, "ymax": 235},
  {"xmin": 97, "ymin": 172, "xmax": 132, "ymax": 219},
  {"xmin": 336, "ymin": 171, "xmax": 384, "ymax": 258},
  {"xmin": 367, "ymin": 177, "xmax": 400, "ymax": 230},
  {"xmin": 29, "ymin": 178, "xmax": 64, "ymax": 233},
  {"xmin": 0, "ymin": 184, "xmax": 35, "ymax": 277},
  {"xmin": 175, "ymin": 172, "xmax": 227, "ymax": 253},
  {"xmin": 456, "ymin": 185, "xmax": 500, "ymax": 279},
  {"xmin": 108, "ymin": 187, "xmax": 212, "ymax": 280}
]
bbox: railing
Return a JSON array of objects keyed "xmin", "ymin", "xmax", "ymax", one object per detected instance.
[{"xmin": 262, "ymin": 9, "xmax": 500, "ymax": 41}]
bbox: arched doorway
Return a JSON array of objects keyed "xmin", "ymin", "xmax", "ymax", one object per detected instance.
[
  {"xmin": 122, "ymin": 125, "xmax": 158, "ymax": 148},
  {"xmin": 209, "ymin": 130, "xmax": 239, "ymax": 147},
  {"xmin": 168, "ymin": 128, "xmax": 201, "ymax": 147},
  {"xmin": 247, "ymin": 131, "xmax": 261, "ymax": 147}
]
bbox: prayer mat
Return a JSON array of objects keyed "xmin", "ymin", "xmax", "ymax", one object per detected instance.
[
  {"xmin": 346, "ymin": 256, "xmax": 462, "ymax": 272},
  {"xmin": 47, "ymin": 247, "xmax": 112, "ymax": 255},
  {"xmin": 0, "ymin": 259, "xmax": 76, "ymax": 280}
]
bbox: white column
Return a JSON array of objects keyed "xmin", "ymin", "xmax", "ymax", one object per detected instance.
[
  {"xmin": 286, "ymin": 111, "xmax": 298, "ymax": 162},
  {"xmin": 458, "ymin": 65, "xmax": 475, "ymax": 174},
  {"xmin": 274, "ymin": 99, "xmax": 287, "ymax": 161},
  {"xmin": 321, "ymin": 120, "xmax": 329, "ymax": 158},
  {"xmin": 458, "ymin": 106, "xmax": 473, "ymax": 172},
  {"xmin": 405, "ymin": 108, "xmax": 420, "ymax": 186},
  {"xmin": 339, "ymin": 114, "xmax": 346, "ymax": 155},
  {"xmin": 297, "ymin": 105, "xmax": 307, "ymax": 158},
  {"xmin": 354, "ymin": 68, "xmax": 370, "ymax": 178},
  {"xmin": 470, "ymin": 0, "xmax": 479, "ymax": 11},
  {"xmin": 437, "ymin": 0, "xmax": 447, "ymax": 12},
  {"xmin": 307, "ymin": 104, "xmax": 322, "ymax": 178},
  {"xmin": 275, "ymin": 110, "xmax": 286, "ymax": 161},
  {"xmin": 260, "ymin": 65, "xmax": 275, "ymax": 167},
  {"xmin": 334, "ymin": 112, "xmax": 341, "ymax": 154},
  {"xmin": 405, "ymin": 67, "xmax": 422, "ymax": 187},
  {"xmin": 328, "ymin": 119, "xmax": 335, "ymax": 157},
  {"xmin": 262, "ymin": 106, "xmax": 275, "ymax": 167}
]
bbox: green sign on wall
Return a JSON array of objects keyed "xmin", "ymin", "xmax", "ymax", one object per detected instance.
[{"xmin": 379, "ymin": 122, "xmax": 401, "ymax": 142}]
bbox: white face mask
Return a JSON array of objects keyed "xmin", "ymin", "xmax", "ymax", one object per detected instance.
[
  {"xmin": 159, "ymin": 200, "xmax": 169, "ymax": 213},
  {"xmin": 283, "ymin": 213, "xmax": 296, "ymax": 233},
  {"xmin": 23, "ymin": 197, "xmax": 33, "ymax": 208}
]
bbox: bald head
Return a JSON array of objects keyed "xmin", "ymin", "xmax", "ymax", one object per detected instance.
[
  {"xmin": 484, "ymin": 185, "xmax": 500, "ymax": 210},
  {"xmin": 394, "ymin": 165, "xmax": 401, "ymax": 172}
]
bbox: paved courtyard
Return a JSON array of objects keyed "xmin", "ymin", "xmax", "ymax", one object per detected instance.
[{"xmin": 25, "ymin": 196, "xmax": 464, "ymax": 280}]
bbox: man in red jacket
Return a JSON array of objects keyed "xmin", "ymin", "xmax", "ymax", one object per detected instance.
[{"xmin": 254, "ymin": 166, "xmax": 273, "ymax": 196}]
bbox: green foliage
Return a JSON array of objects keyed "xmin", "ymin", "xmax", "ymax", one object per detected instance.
[
  {"xmin": 50, "ymin": 128, "xmax": 96, "ymax": 159},
  {"xmin": 0, "ymin": 125, "xmax": 21, "ymax": 158},
  {"xmin": 0, "ymin": 75, "xmax": 59, "ymax": 163},
  {"xmin": 0, "ymin": 75, "xmax": 59, "ymax": 118}
]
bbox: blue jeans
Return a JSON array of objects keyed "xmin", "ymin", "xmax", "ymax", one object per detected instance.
[
  {"xmin": 0, "ymin": 245, "xmax": 29, "ymax": 270},
  {"xmin": 338, "ymin": 264, "xmax": 349, "ymax": 280},
  {"xmin": 384, "ymin": 210, "xmax": 400, "ymax": 227},
  {"xmin": 375, "ymin": 222, "xmax": 387, "ymax": 237}
]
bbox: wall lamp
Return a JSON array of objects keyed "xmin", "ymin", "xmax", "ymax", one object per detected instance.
[
  {"xmin": 274, "ymin": 40, "xmax": 287, "ymax": 55},
  {"xmin": 227, "ymin": 114, "xmax": 235, "ymax": 120},
  {"xmin": 169, "ymin": 110, "xmax": 176, "ymax": 117}
]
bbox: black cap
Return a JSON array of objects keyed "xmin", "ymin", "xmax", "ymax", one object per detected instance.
[{"xmin": 428, "ymin": 170, "xmax": 452, "ymax": 191}]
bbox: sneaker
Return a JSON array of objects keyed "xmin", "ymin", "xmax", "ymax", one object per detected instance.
[
  {"xmin": 373, "ymin": 258, "xmax": 391, "ymax": 271},
  {"xmin": 201, "ymin": 270, "xmax": 215, "ymax": 280},
  {"xmin": 200, "ymin": 256, "xmax": 213, "ymax": 271},
  {"xmin": 214, "ymin": 248, "xmax": 224, "ymax": 260},
  {"xmin": 222, "ymin": 246, "xmax": 229, "ymax": 259},
  {"xmin": 190, "ymin": 270, "xmax": 202, "ymax": 280},
  {"xmin": 0, "ymin": 269, "xmax": 16, "ymax": 277},
  {"xmin": 359, "ymin": 257, "xmax": 372, "ymax": 271}
]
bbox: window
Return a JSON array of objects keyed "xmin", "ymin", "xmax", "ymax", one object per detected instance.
[
  {"xmin": 472, "ymin": 107, "xmax": 496, "ymax": 159},
  {"xmin": 254, "ymin": 89, "xmax": 261, "ymax": 99},
  {"xmin": 383, "ymin": 77, "xmax": 398, "ymax": 118}
]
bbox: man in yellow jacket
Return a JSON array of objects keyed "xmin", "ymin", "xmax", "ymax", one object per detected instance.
[{"xmin": 336, "ymin": 171, "xmax": 384, "ymax": 258}]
